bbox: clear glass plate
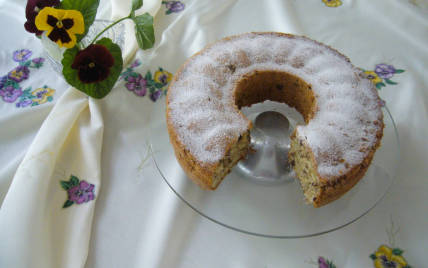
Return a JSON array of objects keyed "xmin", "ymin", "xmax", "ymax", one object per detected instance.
[{"xmin": 150, "ymin": 96, "xmax": 399, "ymax": 238}]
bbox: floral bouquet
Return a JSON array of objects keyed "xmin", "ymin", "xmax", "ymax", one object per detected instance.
[{"xmin": 24, "ymin": 0, "xmax": 155, "ymax": 99}]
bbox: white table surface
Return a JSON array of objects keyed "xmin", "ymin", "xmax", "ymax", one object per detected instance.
[{"xmin": 1, "ymin": 0, "xmax": 427, "ymax": 267}]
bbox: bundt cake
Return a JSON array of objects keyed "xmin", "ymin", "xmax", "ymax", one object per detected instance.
[{"xmin": 166, "ymin": 32, "xmax": 384, "ymax": 208}]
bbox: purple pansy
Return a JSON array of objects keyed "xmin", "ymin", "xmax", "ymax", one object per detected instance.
[
  {"xmin": 0, "ymin": 76, "xmax": 7, "ymax": 90},
  {"xmin": 0, "ymin": 86, "xmax": 23, "ymax": 103},
  {"xmin": 150, "ymin": 89, "xmax": 163, "ymax": 101},
  {"xmin": 13, "ymin": 49, "xmax": 33, "ymax": 62},
  {"xmin": 375, "ymin": 64, "xmax": 396, "ymax": 79},
  {"xmin": 67, "ymin": 181, "xmax": 95, "ymax": 205},
  {"xmin": 15, "ymin": 99, "xmax": 33, "ymax": 108},
  {"xmin": 165, "ymin": 1, "xmax": 185, "ymax": 13},
  {"xmin": 126, "ymin": 74, "xmax": 148, "ymax": 96},
  {"xmin": 8, "ymin": 66, "xmax": 30, "ymax": 82}
]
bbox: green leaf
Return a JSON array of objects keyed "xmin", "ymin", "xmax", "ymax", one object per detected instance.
[
  {"xmin": 145, "ymin": 71, "xmax": 152, "ymax": 81},
  {"xmin": 60, "ymin": 180, "xmax": 73, "ymax": 190},
  {"xmin": 375, "ymin": 83, "xmax": 382, "ymax": 90},
  {"xmin": 31, "ymin": 102, "xmax": 38, "ymax": 106},
  {"xmin": 133, "ymin": 13, "xmax": 155, "ymax": 50},
  {"xmin": 395, "ymin": 69, "xmax": 405, "ymax": 74},
  {"xmin": 70, "ymin": 175, "xmax": 80, "ymax": 186},
  {"xmin": 369, "ymin": 254, "xmax": 377, "ymax": 260},
  {"xmin": 47, "ymin": 96, "xmax": 54, "ymax": 102},
  {"xmin": 385, "ymin": 79, "xmax": 398, "ymax": 85},
  {"xmin": 165, "ymin": 9, "xmax": 172, "ymax": 15},
  {"xmin": 154, "ymin": 82, "xmax": 164, "ymax": 89},
  {"xmin": 62, "ymin": 38, "xmax": 123, "ymax": 99},
  {"xmin": 131, "ymin": 0, "xmax": 143, "ymax": 13},
  {"xmin": 392, "ymin": 248, "xmax": 404, "ymax": 256},
  {"xmin": 56, "ymin": 0, "xmax": 100, "ymax": 43},
  {"xmin": 63, "ymin": 200, "xmax": 75, "ymax": 208}
]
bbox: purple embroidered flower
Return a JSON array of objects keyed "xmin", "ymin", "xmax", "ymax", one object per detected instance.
[
  {"xmin": 165, "ymin": 1, "xmax": 185, "ymax": 14},
  {"xmin": 126, "ymin": 74, "xmax": 148, "ymax": 96},
  {"xmin": 67, "ymin": 181, "xmax": 95, "ymax": 204},
  {"xmin": 131, "ymin": 59, "xmax": 142, "ymax": 68},
  {"xmin": 318, "ymin": 257, "xmax": 329, "ymax": 268},
  {"xmin": 15, "ymin": 99, "xmax": 33, "ymax": 108},
  {"xmin": 375, "ymin": 64, "xmax": 396, "ymax": 79},
  {"xmin": 32, "ymin": 57, "xmax": 45, "ymax": 64},
  {"xmin": 150, "ymin": 89, "xmax": 163, "ymax": 101},
  {"xmin": 24, "ymin": 0, "xmax": 61, "ymax": 36},
  {"xmin": 0, "ymin": 76, "xmax": 7, "ymax": 90},
  {"xmin": 0, "ymin": 86, "xmax": 23, "ymax": 103},
  {"xmin": 8, "ymin": 66, "xmax": 30, "ymax": 82},
  {"xmin": 13, "ymin": 49, "xmax": 33, "ymax": 62}
]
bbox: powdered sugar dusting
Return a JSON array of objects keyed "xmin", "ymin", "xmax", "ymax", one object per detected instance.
[{"xmin": 167, "ymin": 33, "xmax": 383, "ymax": 178}]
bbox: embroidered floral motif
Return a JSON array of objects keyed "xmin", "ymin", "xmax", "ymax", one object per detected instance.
[
  {"xmin": 0, "ymin": 49, "xmax": 55, "ymax": 108},
  {"xmin": 360, "ymin": 63, "xmax": 405, "ymax": 106},
  {"xmin": 323, "ymin": 0, "xmax": 342, "ymax": 7},
  {"xmin": 370, "ymin": 217, "xmax": 413, "ymax": 268},
  {"xmin": 307, "ymin": 256, "xmax": 337, "ymax": 268},
  {"xmin": 120, "ymin": 60, "xmax": 173, "ymax": 101},
  {"xmin": 362, "ymin": 64, "xmax": 405, "ymax": 90},
  {"xmin": 162, "ymin": 1, "xmax": 185, "ymax": 14},
  {"xmin": 60, "ymin": 175, "xmax": 96, "ymax": 208}
]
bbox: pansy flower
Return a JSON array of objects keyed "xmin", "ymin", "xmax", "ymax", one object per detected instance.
[
  {"xmin": 24, "ymin": 0, "xmax": 61, "ymax": 36},
  {"xmin": 323, "ymin": 0, "xmax": 342, "ymax": 7},
  {"xmin": 0, "ymin": 86, "xmax": 23, "ymax": 103},
  {"xmin": 67, "ymin": 180, "xmax": 95, "ymax": 204},
  {"xmin": 8, "ymin": 66, "xmax": 30, "ymax": 82},
  {"xmin": 13, "ymin": 49, "xmax": 33, "ymax": 62},
  {"xmin": 154, "ymin": 69, "xmax": 173, "ymax": 86},
  {"xmin": 126, "ymin": 74, "xmax": 148, "ymax": 96},
  {"xmin": 35, "ymin": 7, "xmax": 84, "ymax": 48},
  {"xmin": 165, "ymin": 1, "xmax": 185, "ymax": 14},
  {"xmin": 71, "ymin": 44, "xmax": 115, "ymax": 84},
  {"xmin": 373, "ymin": 245, "xmax": 407, "ymax": 268},
  {"xmin": 364, "ymin": 71, "xmax": 383, "ymax": 85},
  {"xmin": 0, "ymin": 76, "xmax": 7, "ymax": 90},
  {"xmin": 32, "ymin": 86, "xmax": 55, "ymax": 104}
]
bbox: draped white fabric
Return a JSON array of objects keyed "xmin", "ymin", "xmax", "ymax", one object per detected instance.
[{"xmin": 1, "ymin": 0, "xmax": 427, "ymax": 267}]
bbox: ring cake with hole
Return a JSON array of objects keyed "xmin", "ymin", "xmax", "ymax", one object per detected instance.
[{"xmin": 166, "ymin": 32, "xmax": 384, "ymax": 208}]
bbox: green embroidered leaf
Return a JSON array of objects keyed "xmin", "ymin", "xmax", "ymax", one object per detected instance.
[
  {"xmin": 31, "ymin": 102, "xmax": 39, "ymax": 106},
  {"xmin": 5, "ymin": 80, "xmax": 20, "ymax": 89},
  {"xmin": 395, "ymin": 69, "xmax": 405, "ymax": 74},
  {"xmin": 22, "ymin": 60, "xmax": 32, "ymax": 67},
  {"xmin": 146, "ymin": 71, "xmax": 152, "ymax": 81},
  {"xmin": 326, "ymin": 260, "xmax": 337, "ymax": 268},
  {"xmin": 392, "ymin": 248, "xmax": 404, "ymax": 256},
  {"xmin": 56, "ymin": 0, "xmax": 100, "ymax": 43},
  {"xmin": 131, "ymin": 72, "xmax": 139, "ymax": 77},
  {"xmin": 70, "ymin": 175, "xmax": 80, "ymax": 186},
  {"xmin": 60, "ymin": 180, "xmax": 73, "ymax": 190},
  {"xmin": 23, "ymin": 87, "xmax": 32, "ymax": 94},
  {"xmin": 166, "ymin": 9, "xmax": 172, "ymax": 15},
  {"xmin": 47, "ymin": 96, "xmax": 54, "ymax": 102},
  {"xmin": 154, "ymin": 83, "xmax": 164, "ymax": 89},
  {"xmin": 161, "ymin": 1, "xmax": 168, "ymax": 3},
  {"xmin": 403, "ymin": 265, "xmax": 413, "ymax": 268},
  {"xmin": 375, "ymin": 83, "xmax": 382, "ymax": 90},
  {"xmin": 369, "ymin": 254, "xmax": 377, "ymax": 260},
  {"xmin": 62, "ymin": 38, "xmax": 123, "ymax": 99},
  {"xmin": 159, "ymin": 67, "xmax": 164, "ymax": 72},
  {"xmin": 132, "ymin": 0, "xmax": 143, "ymax": 13},
  {"xmin": 133, "ymin": 13, "xmax": 155, "ymax": 50},
  {"xmin": 385, "ymin": 79, "xmax": 398, "ymax": 85},
  {"xmin": 360, "ymin": 68, "xmax": 366, "ymax": 72},
  {"xmin": 63, "ymin": 200, "xmax": 75, "ymax": 208}
]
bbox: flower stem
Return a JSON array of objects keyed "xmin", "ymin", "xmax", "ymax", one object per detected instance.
[{"xmin": 90, "ymin": 17, "xmax": 130, "ymax": 45}]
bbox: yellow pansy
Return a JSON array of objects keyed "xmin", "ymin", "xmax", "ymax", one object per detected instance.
[
  {"xmin": 374, "ymin": 245, "xmax": 407, "ymax": 268},
  {"xmin": 35, "ymin": 7, "xmax": 84, "ymax": 48},
  {"xmin": 154, "ymin": 69, "xmax": 173, "ymax": 86},
  {"xmin": 32, "ymin": 87, "xmax": 56, "ymax": 104},
  {"xmin": 323, "ymin": 0, "xmax": 342, "ymax": 7},
  {"xmin": 365, "ymin": 71, "xmax": 383, "ymax": 85}
]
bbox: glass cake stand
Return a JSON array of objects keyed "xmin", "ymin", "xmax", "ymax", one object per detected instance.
[{"xmin": 150, "ymin": 96, "xmax": 400, "ymax": 238}]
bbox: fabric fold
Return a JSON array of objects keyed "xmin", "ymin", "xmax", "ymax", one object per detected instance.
[{"xmin": 0, "ymin": 88, "xmax": 103, "ymax": 268}]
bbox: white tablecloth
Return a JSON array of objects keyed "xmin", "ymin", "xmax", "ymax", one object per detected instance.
[{"xmin": 1, "ymin": 0, "xmax": 427, "ymax": 267}]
